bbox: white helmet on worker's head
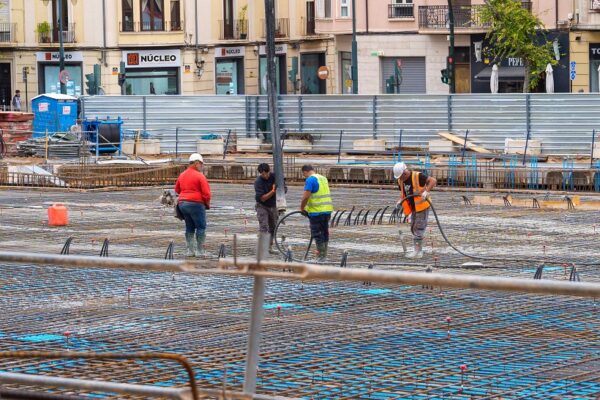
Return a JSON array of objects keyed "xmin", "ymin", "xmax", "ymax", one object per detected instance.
[
  {"xmin": 189, "ymin": 153, "xmax": 204, "ymax": 163},
  {"xmin": 393, "ymin": 162, "xmax": 407, "ymax": 179}
]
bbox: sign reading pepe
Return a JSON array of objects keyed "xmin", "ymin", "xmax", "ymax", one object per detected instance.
[{"xmin": 122, "ymin": 49, "xmax": 181, "ymax": 68}]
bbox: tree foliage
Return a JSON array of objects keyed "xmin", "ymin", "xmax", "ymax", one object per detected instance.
[{"xmin": 480, "ymin": 0, "xmax": 557, "ymax": 92}]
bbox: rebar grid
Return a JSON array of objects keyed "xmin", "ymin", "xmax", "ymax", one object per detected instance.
[
  {"xmin": 0, "ymin": 266, "xmax": 598, "ymax": 398},
  {"xmin": 1, "ymin": 185, "xmax": 599, "ymax": 270},
  {"xmin": 0, "ymin": 185, "xmax": 599, "ymax": 398}
]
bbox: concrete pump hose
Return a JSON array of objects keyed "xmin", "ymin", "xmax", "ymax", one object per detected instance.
[{"xmin": 273, "ymin": 195, "xmax": 600, "ymax": 267}]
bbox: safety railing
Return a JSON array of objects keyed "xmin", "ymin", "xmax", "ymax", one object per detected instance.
[
  {"xmin": 37, "ymin": 23, "xmax": 76, "ymax": 43},
  {"xmin": 4, "ymin": 126, "xmax": 600, "ymax": 192},
  {"xmin": 119, "ymin": 20, "xmax": 184, "ymax": 32},
  {"xmin": 0, "ymin": 352, "xmax": 295, "ymax": 400},
  {"xmin": 0, "ymin": 22, "xmax": 16, "ymax": 43},
  {"xmin": 261, "ymin": 18, "xmax": 289, "ymax": 38},
  {"xmin": 219, "ymin": 19, "xmax": 249, "ymax": 40},
  {"xmin": 388, "ymin": 3, "xmax": 414, "ymax": 19},
  {"xmin": 418, "ymin": 5, "xmax": 489, "ymax": 30}
]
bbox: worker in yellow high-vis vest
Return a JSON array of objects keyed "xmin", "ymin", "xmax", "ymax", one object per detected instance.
[
  {"xmin": 393, "ymin": 162, "xmax": 437, "ymax": 259},
  {"xmin": 300, "ymin": 164, "xmax": 334, "ymax": 262}
]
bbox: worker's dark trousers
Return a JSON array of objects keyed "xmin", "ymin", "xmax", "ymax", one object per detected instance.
[
  {"xmin": 256, "ymin": 203, "xmax": 278, "ymax": 242},
  {"xmin": 309, "ymin": 213, "xmax": 331, "ymax": 245},
  {"xmin": 411, "ymin": 208, "xmax": 429, "ymax": 241}
]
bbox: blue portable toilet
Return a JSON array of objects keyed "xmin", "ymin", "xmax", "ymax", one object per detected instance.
[{"xmin": 31, "ymin": 94, "xmax": 78, "ymax": 138}]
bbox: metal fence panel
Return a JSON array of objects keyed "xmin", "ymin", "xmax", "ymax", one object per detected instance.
[
  {"xmin": 452, "ymin": 94, "xmax": 527, "ymax": 152},
  {"xmin": 82, "ymin": 94, "xmax": 600, "ymax": 157},
  {"xmin": 83, "ymin": 96, "xmax": 247, "ymax": 153},
  {"xmin": 529, "ymin": 94, "xmax": 600, "ymax": 155}
]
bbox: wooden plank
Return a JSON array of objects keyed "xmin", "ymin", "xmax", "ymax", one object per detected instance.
[{"xmin": 437, "ymin": 131, "xmax": 493, "ymax": 154}]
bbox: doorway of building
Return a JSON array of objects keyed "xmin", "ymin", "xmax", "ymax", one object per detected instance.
[
  {"xmin": 306, "ymin": 1, "xmax": 316, "ymax": 35},
  {"xmin": 300, "ymin": 52, "xmax": 326, "ymax": 94},
  {"xmin": 454, "ymin": 46, "xmax": 470, "ymax": 93},
  {"xmin": 223, "ymin": 0, "xmax": 234, "ymax": 39},
  {"xmin": 0, "ymin": 63, "xmax": 11, "ymax": 111},
  {"xmin": 51, "ymin": 0, "xmax": 69, "ymax": 42},
  {"xmin": 216, "ymin": 58, "xmax": 244, "ymax": 95}
]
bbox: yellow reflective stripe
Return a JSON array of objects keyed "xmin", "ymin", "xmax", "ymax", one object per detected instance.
[{"xmin": 308, "ymin": 202, "xmax": 333, "ymax": 206}]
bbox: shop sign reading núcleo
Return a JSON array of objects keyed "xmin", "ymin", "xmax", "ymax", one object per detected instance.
[{"xmin": 122, "ymin": 49, "xmax": 181, "ymax": 69}]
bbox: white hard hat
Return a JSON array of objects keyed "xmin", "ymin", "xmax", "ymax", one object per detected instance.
[
  {"xmin": 189, "ymin": 153, "xmax": 204, "ymax": 163},
  {"xmin": 393, "ymin": 162, "xmax": 407, "ymax": 179}
]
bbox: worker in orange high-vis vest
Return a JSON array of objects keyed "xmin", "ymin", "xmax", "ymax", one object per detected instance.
[{"xmin": 393, "ymin": 162, "xmax": 437, "ymax": 259}]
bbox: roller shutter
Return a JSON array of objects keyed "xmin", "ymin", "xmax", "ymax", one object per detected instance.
[{"xmin": 381, "ymin": 57, "xmax": 426, "ymax": 94}]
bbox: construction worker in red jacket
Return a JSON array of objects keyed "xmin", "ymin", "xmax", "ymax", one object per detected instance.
[
  {"xmin": 175, "ymin": 153, "xmax": 211, "ymax": 257},
  {"xmin": 393, "ymin": 162, "xmax": 436, "ymax": 259}
]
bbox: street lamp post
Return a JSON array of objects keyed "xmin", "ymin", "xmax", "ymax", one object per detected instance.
[
  {"xmin": 351, "ymin": 0, "xmax": 358, "ymax": 94},
  {"xmin": 447, "ymin": 0, "xmax": 455, "ymax": 94},
  {"xmin": 264, "ymin": 0, "xmax": 286, "ymax": 212},
  {"xmin": 57, "ymin": 0, "xmax": 66, "ymax": 94}
]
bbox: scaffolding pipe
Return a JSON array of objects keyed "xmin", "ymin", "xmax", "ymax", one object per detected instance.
[
  {"xmin": 243, "ymin": 234, "xmax": 267, "ymax": 394},
  {"xmin": 0, "ymin": 372, "xmax": 188, "ymax": 399},
  {"xmin": 219, "ymin": 258, "xmax": 600, "ymax": 298},
  {"xmin": 0, "ymin": 372, "xmax": 294, "ymax": 400},
  {"xmin": 0, "ymin": 251, "xmax": 599, "ymax": 298}
]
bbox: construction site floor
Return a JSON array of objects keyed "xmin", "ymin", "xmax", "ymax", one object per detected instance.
[{"xmin": 0, "ymin": 184, "xmax": 599, "ymax": 399}]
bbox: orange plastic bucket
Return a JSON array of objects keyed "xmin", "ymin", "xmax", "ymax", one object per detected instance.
[{"xmin": 48, "ymin": 203, "xmax": 69, "ymax": 226}]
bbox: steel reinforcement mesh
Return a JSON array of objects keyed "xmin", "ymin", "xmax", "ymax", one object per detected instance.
[{"xmin": 0, "ymin": 184, "xmax": 599, "ymax": 398}]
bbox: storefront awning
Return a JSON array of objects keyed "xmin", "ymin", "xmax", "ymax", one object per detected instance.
[{"xmin": 475, "ymin": 66, "xmax": 525, "ymax": 81}]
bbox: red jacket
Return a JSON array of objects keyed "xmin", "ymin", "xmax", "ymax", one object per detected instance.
[{"xmin": 175, "ymin": 166, "xmax": 211, "ymax": 206}]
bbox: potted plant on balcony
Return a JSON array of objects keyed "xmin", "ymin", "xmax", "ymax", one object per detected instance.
[
  {"xmin": 37, "ymin": 21, "xmax": 51, "ymax": 43},
  {"xmin": 238, "ymin": 5, "xmax": 248, "ymax": 39}
]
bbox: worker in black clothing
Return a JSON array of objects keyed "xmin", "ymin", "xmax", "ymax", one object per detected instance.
[{"xmin": 254, "ymin": 163, "xmax": 280, "ymax": 254}]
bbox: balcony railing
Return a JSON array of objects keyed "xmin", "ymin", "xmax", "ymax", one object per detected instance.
[
  {"xmin": 301, "ymin": 16, "xmax": 316, "ymax": 36},
  {"xmin": 388, "ymin": 3, "xmax": 415, "ymax": 19},
  {"xmin": 119, "ymin": 21, "xmax": 183, "ymax": 32},
  {"xmin": 418, "ymin": 5, "xmax": 490, "ymax": 30},
  {"xmin": 261, "ymin": 18, "xmax": 289, "ymax": 38},
  {"xmin": 37, "ymin": 23, "xmax": 76, "ymax": 43},
  {"xmin": 0, "ymin": 23, "xmax": 16, "ymax": 43},
  {"xmin": 219, "ymin": 19, "xmax": 248, "ymax": 40}
]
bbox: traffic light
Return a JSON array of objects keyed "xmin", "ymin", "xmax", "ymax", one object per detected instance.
[
  {"xmin": 118, "ymin": 61, "xmax": 126, "ymax": 91},
  {"xmin": 288, "ymin": 56, "xmax": 298, "ymax": 92},
  {"xmin": 446, "ymin": 56, "xmax": 454, "ymax": 87},
  {"xmin": 85, "ymin": 73, "xmax": 97, "ymax": 95},
  {"xmin": 441, "ymin": 68, "xmax": 449, "ymax": 85},
  {"xmin": 93, "ymin": 64, "xmax": 102, "ymax": 89}
]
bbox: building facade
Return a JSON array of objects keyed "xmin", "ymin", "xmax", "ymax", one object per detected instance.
[
  {"xmin": 569, "ymin": 0, "xmax": 600, "ymax": 92},
  {"xmin": 316, "ymin": 0, "xmax": 572, "ymax": 94},
  {"xmin": 0, "ymin": 0, "xmax": 334, "ymax": 110}
]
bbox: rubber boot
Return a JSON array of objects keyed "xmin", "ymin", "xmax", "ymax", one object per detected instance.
[
  {"xmin": 405, "ymin": 239, "xmax": 424, "ymax": 259},
  {"xmin": 317, "ymin": 242, "xmax": 328, "ymax": 262},
  {"xmin": 268, "ymin": 235, "xmax": 278, "ymax": 255},
  {"xmin": 195, "ymin": 232, "xmax": 206, "ymax": 257},
  {"xmin": 185, "ymin": 233, "xmax": 196, "ymax": 257}
]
